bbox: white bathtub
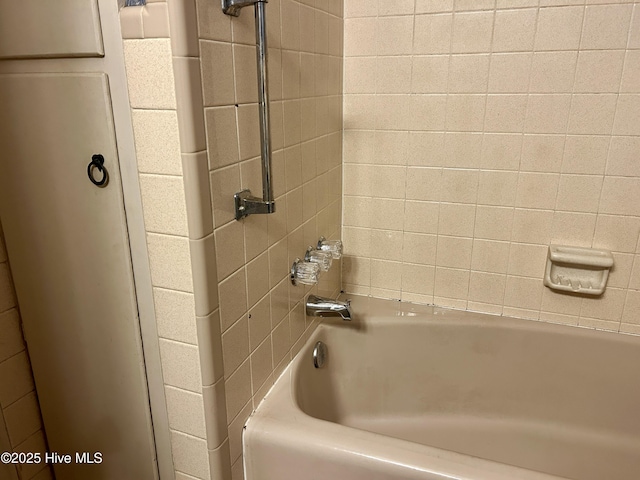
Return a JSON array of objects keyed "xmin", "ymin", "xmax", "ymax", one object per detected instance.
[{"xmin": 244, "ymin": 295, "xmax": 640, "ymax": 480}]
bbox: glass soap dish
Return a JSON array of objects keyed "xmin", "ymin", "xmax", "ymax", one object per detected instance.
[{"xmin": 543, "ymin": 245, "xmax": 614, "ymax": 296}]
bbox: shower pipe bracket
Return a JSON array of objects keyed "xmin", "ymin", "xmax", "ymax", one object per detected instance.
[
  {"xmin": 222, "ymin": 0, "xmax": 267, "ymax": 18},
  {"xmin": 234, "ymin": 190, "xmax": 276, "ymax": 220}
]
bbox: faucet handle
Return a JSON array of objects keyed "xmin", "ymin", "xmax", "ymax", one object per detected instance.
[
  {"xmin": 291, "ymin": 258, "xmax": 320, "ymax": 286},
  {"xmin": 317, "ymin": 237, "xmax": 343, "ymax": 259}
]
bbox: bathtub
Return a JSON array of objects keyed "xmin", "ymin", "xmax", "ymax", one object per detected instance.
[{"xmin": 243, "ymin": 295, "xmax": 640, "ymax": 480}]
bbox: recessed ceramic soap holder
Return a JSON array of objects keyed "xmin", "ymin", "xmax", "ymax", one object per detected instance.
[{"xmin": 543, "ymin": 245, "xmax": 614, "ymax": 296}]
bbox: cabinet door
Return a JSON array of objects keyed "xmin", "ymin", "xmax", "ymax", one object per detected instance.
[
  {"xmin": 0, "ymin": 0, "xmax": 103, "ymax": 59},
  {"xmin": 0, "ymin": 73, "xmax": 157, "ymax": 480}
]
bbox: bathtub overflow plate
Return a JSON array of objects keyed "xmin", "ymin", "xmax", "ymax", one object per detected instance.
[{"xmin": 313, "ymin": 341, "xmax": 327, "ymax": 368}]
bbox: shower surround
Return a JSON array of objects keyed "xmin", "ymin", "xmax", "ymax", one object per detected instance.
[{"xmin": 342, "ymin": 0, "xmax": 640, "ymax": 334}]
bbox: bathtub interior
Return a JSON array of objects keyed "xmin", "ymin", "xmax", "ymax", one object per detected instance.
[{"xmin": 292, "ymin": 295, "xmax": 640, "ymax": 480}]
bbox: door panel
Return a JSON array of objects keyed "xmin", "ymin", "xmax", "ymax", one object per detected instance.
[
  {"xmin": 0, "ymin": 73, "xmax": 157, "ymax": 480},
  {"xmin": 0, "ymin": 0, "xmax": 103, "ymax": 59}
]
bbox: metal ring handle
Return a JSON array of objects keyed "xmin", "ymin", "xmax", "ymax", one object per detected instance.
[{"xmin": 87, "ymin": 154, "xmax": 109, "ymax": 187}]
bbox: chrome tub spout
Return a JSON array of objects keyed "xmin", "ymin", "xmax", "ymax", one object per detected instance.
[{"xmin": 306, "ymin": 295, "xmax": 352, "ymax": 321}]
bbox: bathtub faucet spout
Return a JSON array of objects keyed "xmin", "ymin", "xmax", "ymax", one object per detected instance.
[{"xmin": 306, "ymin": 295, "xmax": 352, "ymax": 321}]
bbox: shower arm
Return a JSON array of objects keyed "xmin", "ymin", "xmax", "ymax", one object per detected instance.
[{"xmin": 222, "ymin": 0, "xmax": 276, "ymax": 220}]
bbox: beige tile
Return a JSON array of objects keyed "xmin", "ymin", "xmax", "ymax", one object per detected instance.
[
  {"xmin": 621, "ymin": 50, "xmax": 640, "ymax": 93},
  {"xmin": 344, "ymin": 57, "xmax": 376, "ymax": 94},
  {"xmin": 0, "ymin": 351, "xmax": 34, "ymax": 408},
  {"xmin": 434, "ymin": 267, "xmax": 470, "ymax": 299},
  {"xmin": 440, "ymin": 169, "xmax": 479, "ymax": 203},
  {"xmin": 210, "ymin": 166, "xmax": 240, "ymax": 228},
  {"xmin": 606, "ymin": 136, "xmax": 640, "ymax": 177},
  {"xmin": 581, "ymin": 4, "xmax": 633, "ymax": 50},
  {"xmin": 555, "ymin": 175, "xmax": 603, "ymax": 213},
  {"xmin": 132, "ymin": 110, "xmax": 182, "ymax": 175},
  {"xmin": 369, "ymin": 198, "xmax": 406, "ymax": 231},
  {"xmin": 222, "ymin": 315, "xmax": 250, "ymax": 375},
  {"xmin": 438, "ymin": 203, "xmax": 476, "ymax": 236},
  {"xmin": 200, "ymin": 41, "xmax": 234, "ymax": 107},
  {"xmin": 344, "ymin": 17, "xmax": 377, "ymax": 56},
  {"xmin": 484, "ymin": 95, "xmax": 527, "ymax": 133},
  {"xmin": 515, "ymin": 172, "xmax": 560, "ymax": 210},
  {"xmin": 272, "ymin": 315, "xmax": 291, "ymax": 366},
  {"xmin": 402, "ymin": 233, "xmax": 437, "ymax": 265},
  {"xmin": 142, "ymin": 2, "xmax": 170, "ymax": 38},
  {"xmin": 630, "ymin": 4, "xmax": 640, "ymax": 48},
  {"xmin": 608, "ymin": 253, "xmax": 634, "ymax": 289},
  {"xmin": 550, "ymin": 211, "xmax": 597, "ymax": 247},
  {"xmin": 370, "ymin": 260, "xmax": 402, "ymax": 290},
  {"xmin": 593, "ymin": 215, "xmax": 640, "ymax": 253},
  {"xmin": 168, "ymin": 0, "xmax": 199, "ymax": 56},
  {"xmin": 345, "ymin": 1, "xmax": 378, "ymax": 17},
  {"xmin": 376, "ymin": 16, "xmax": 414, "ymax": 55},
  {"xmin": 575, "ymin": 50, "xmax": 625, "ymax": 93},
  {"xmin": 183, "ymin": 152, "xmax": 214, "ymax": 239},
  {"xmin": 342, "ymin": 256, "xmax": 371, "ymax": 286},
  {"xmin": 214, "ymin": 221, "xmax": 245, "ymax": 280},
  {"xmin": 139, "ymin": 175, "xmax": 188, "ymax": 236},
  {"xmin": 165, "ymin": 386, "xmax": 206, "ymax": 439},
  {"xmin": 534, "ymin": 6, "xmax": 584, "ymax": 51},
  {"xmin": 171, "ymin": 430, "xmax": 209, "ymax": 479},
  {"xmin": 228, "ymin": 401, "xmax": 252, "ymax": 464},
  {"xmin": 195, "ymin": 319, "xmax": 227, "ymax": 389},
  {"xmin": 205, "ymin": 107, "xmax": 239, "ymax": 169},
  {"xmin": 568, "ymin": 94, "xmax": 617, "ymax": 135},
  {"xmin": 407, "ymin": 132, "xmax": 446, "ymax": 167},
  {"xmin": 480, "ymin": 134, "xmax": 522, "ymax": 170},
  {"xmin": 147, "ymin": 234, "xmax": 193, "ymax": 292},
  {"xmin": 416, "ymin": 0, "xmax": 454, "ymax": 14},
  {"xmin": 446, "ymin": 94, "xmax": 485, "ymax": 131},
  {"xmin": 159, "ymin": 339, "xmax": 202, "ymax": 393},
  {"xmin": 471, "ymin": 239, "xmax": 511, "ymax": 274},
  {"xmin": 477, "ymin": 170, "xmax": 518, "ymax": 206},
  {"xmin": 561, "ymin": 135, "xmax": 609, "ymax": 175},
  {"xmin": 412, "ymin": 55, "xmax": 449, "ymax": 94},
  {"xmin": 437, "ymin": 236, "xmax": 473, "ymax": 269},
  {"xmin": 234, "ymin": 45, "xmax": 258, "ymax": 104},
  {"xmin": 468, "ymin": 272, "xmax": 507, "ymax": 305},
  {"xmin": 451, "ymin": 11, "xmax": 494, "ymax": 53},
  {"xmin": 580, "ymin": 288, "xmax": 626, "ymax": 322},
  {"xmin": 270, "ymin": 278, "xmax": 289, "ymax": 325},
  {"xmin": 286, "ymin": 188, "xmax": 304, "ymax": 232},
  {"xmin": 250, "ymin": 336, "xmax": 273, "ymax": 394},
  {"xmin": 120, "ymin": 6, "xmax": 143, "ymax": 39},
  {"xmin": 267, "ymin": 195, "xmax": 288, "ymax": 246},
  {"xmin": 248, "ymin": 294, "xmax": 271, "ymax": 351},
  {"xmin": 406, "ymin": 95, "xmax": 448, "ymax": 131},
  {"xmin": 370, "ymin": 230, "xmax": 403, "ymax": 262},
  {"xmin": 406, "ymin": 167, "xmax": 442, "ymax": 201},
  {"xmin": 511, "ymin": 208, "xmax": 554, "ymax": 244},
  {"xmin": 622, "ymin": 290, "xmax": 640, "ymax": 325},
  {"xmin": 281, "ymin": 0, "xmax": 300, "ymax": 50},
  {"xmin": 474, "ymin": 206, "xmax": 514, "ymax": 241},
  {"xmin": 401, "ymin": 264, "xmax": 436, "ymax": 295},
  {"xmin": 404, "ymin": 201, "xmax": 440, "ymax": 234},
  {"xmin": 224, "ymin": 360, "xmax": 252, "ymax": 421},
  {"xmin": 525, "ymin": 94, "xmax": 571, "ymax": 134},
  {"xmin": 448, "ymin": 54, "xmax": 490, "ymax": 93},
  {"xmin": 219, "ymin": 267, "xmax": 248, "ymax": 332},
  {"xmin": 196, "ymin": 0, "xmax": 231, "ymax": 41},
  {"xmin": 377, "ymin": 56, "xmax": 412, "ymax": 94},
  {"xmin": 413, "ymin": 13, "xmax": 453, "ymax": 54},
  {"xmin": 520, "ymin": 134, "xmax": 564, "ymax": 173},
  {"xmin": 123, "ymin": 39, "xmax": 176, "ymax": 109},
  {"xmin": 455, "ymin": 0, "xmax": 494, "ymax": 10},
  {"xmin": 282, "ymin": 51, "xmax": 301, "ymax": 100},
  {"xmin": 246, "ymin": 253, "xmax": 269, "ymax": 308},
  {"xmin": 488, "ymin": 53, "xmax": 532, "ymax": 93},
  {"xmin": 5, "ymin": 392, "xmax": 41, "ymax": 448},
  {"xmin": 508, "ymin": 243, "xmax": 548, "ymax": 278},
  {"xmin": 343, "ymin": 95, "xmax": 376, "ymax": 130},
  {"xmin": 203, "ymin": 380, "xmax": 228, "ymax": 449},
  {"xmin": 493, "ymin": 8, "xmax": 537, "ymax": 52},
  {"xmin": 613, "ymin": 94, "xmax": 640, "ymax": 136},
  {"xmin": 541, "ymin": 288, "xmax": 582, "ymax": 317},
  {"xmin": 154, "ymin": 288, "xmax": 197, "ymax": 344},
  {"xmin": 504, "ymin": 275, "xmax": 543, "ymax": 309},
  {"xmin": 530, "ymin": 51, "xmax": 577, "ymax": 93},
  {"xmin": 599, "ymin": 177, "xmax": 640, "ymax": 216},
  {"xmin": 237, "ymin": 104, "xmax": 262, "ymax": 160}
]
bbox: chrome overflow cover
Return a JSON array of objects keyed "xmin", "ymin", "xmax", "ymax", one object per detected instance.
[{"xmin": 313, "ymin": 341, "xmax": 327, "ymax": 369}]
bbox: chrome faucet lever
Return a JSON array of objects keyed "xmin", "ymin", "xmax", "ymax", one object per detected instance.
[{"xmin": 306, "ymin": 295, "xmax": 352, "ymax": 321}]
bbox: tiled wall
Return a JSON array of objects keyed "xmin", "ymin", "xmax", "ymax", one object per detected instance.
[
  {"xmin": 342, "ymin": 0, "xmax": 640, "ymax": 334},
  {"xmin": 121, "ymin": 1, "xmax": 342, "ymax": 478},
  {"xmin": 0, "ymin": 224, "xmax": 53, "ymax": 480},
  {"xmin": 197, "ymin": 0, "xmax": 343, "ymax": 476}
]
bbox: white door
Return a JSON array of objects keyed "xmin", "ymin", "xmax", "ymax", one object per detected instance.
[{"xmin": 0, "ymin": 73, "xmax": 157, "ymax": 479}]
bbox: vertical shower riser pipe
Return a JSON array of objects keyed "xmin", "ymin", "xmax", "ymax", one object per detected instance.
[{"xmin": 222, "ymin": 0, "xmax": 276, "ymax": 220}]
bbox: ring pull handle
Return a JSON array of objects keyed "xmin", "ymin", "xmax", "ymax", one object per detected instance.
[{"xmin": 87, "ymin": 154, "xmax": 109, "ymax": 187}]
